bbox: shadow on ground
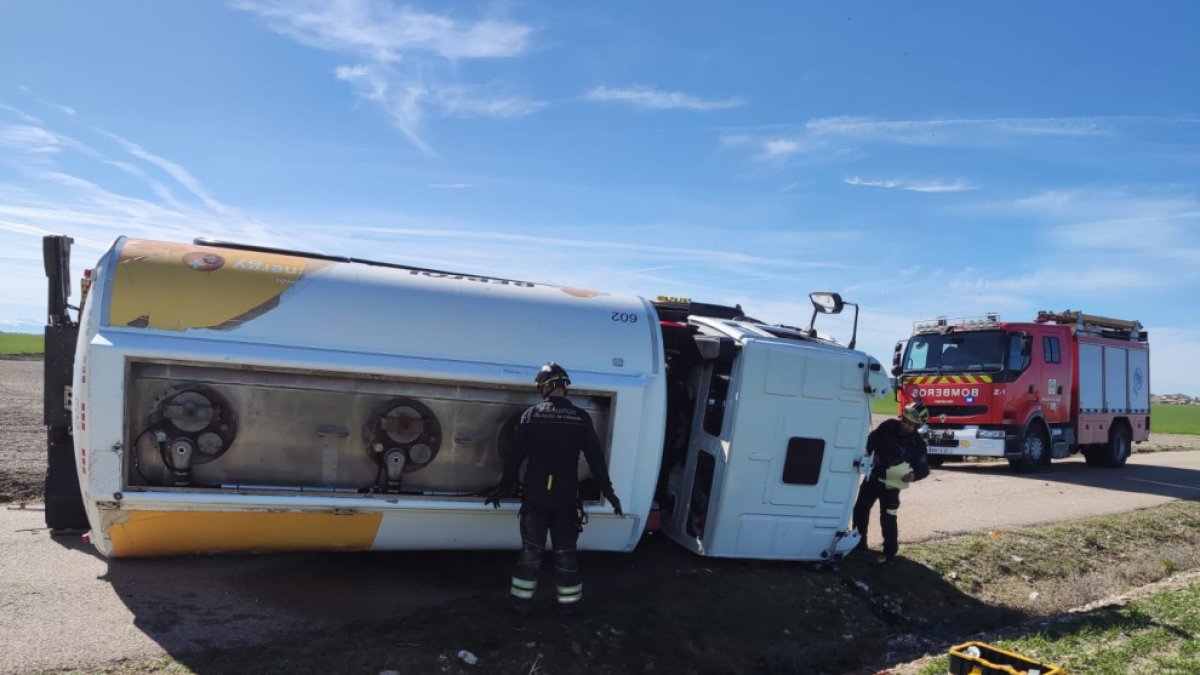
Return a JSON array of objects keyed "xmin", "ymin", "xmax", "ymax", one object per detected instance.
[{"xmin": 65, "ymin": 532, "xmax": 1025, "ymax": 674}]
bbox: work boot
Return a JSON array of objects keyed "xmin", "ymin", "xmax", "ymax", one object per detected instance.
[
  {"xmin": 558, "ymin": 599, "xmax": 585, "ymax": 616},
  {"xmin": 871, "ymin": 553, "xmax": 895, "ymax": 567}
]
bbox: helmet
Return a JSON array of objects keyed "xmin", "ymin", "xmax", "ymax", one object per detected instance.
[
  {"xmin": 901, "ymin": 401, "xmax": 929, "ymax": 426},
  {"xmin": 535, "ymin": 362, "xmax": 571, "ymax": 398}
]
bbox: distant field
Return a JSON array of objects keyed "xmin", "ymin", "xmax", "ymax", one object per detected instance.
[
  {"xmin": 0, "ymin": 333, "xmax": 43, "ymax": 355},
  {"xmin": 874, "ymin": 394, "xmax": 1198, "ymax": 436},
  {"xmin": 1153, "ymin": 404, "xmax": 1200, "ymax": 436},
  {"xmin": 872, "ymin": 396, "xmax": 898, "ymax": 416}
]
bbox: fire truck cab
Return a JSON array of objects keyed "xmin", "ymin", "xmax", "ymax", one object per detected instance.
[{"xmin": 893, "ymin": 311, "xmax": 1150, "ymax": 473}]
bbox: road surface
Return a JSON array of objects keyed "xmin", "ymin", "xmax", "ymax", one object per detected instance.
[{"xmin": 2, "ymin": 451, "xmax": 1199, "ymax": 674}]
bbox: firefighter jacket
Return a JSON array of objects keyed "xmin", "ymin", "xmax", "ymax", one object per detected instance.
[
  {"xmin": 867, "ymin": 418, "xmax": 930, "ymax": 484},
  {"xmin": 500, "ymin": 396, "xmax": 613, "ymax": 509}
]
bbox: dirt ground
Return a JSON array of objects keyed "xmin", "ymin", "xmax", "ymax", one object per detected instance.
[
  {"xmin": 0, "ymin": 358, "xmax": 44, "ymax": 503},
  {"xmin": 2, "ymin": 359, "xmax": 1197, "ymax": 504}
]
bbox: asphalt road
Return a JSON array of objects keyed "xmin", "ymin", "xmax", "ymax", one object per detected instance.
[{"xmin": 2, "ymin": 450, "xmax": 1199, "ymax": 674}]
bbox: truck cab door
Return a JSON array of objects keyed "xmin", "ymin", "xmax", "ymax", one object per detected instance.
[{"xmin": 1007, "ymin": 332, "xmax": 1043, "ymax": 424}]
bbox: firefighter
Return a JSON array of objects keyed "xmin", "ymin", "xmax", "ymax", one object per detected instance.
[
  {"xmin": 485, "ymin": 362, "xmax": 623, "ymax": 614},
  {"xmin": 852, "ymin": 401, "xmax": 931, "ymax": 565}
]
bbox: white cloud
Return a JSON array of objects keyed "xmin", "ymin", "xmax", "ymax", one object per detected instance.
[
  {"xmin": 232, "ymin": 0, "xmax": 532, "ymax": 61},
  {"xmin": 98, "ymin": 130, "xmax": 230, "ymax": 216},
  {"xmin": 17, "ymin": 85, "xmax": 78, "ymax": 117},
  {"xmin": 845, "ymin": 176, "xmax": 976, "ymax": 193},
  {"xmin": 235, "ymin": 0, "xmax": 541, "ymax": 152},
  {"xmin": 428, "ymin": 182, "xmax": 473, "ymax": 189},
  {"xmin": 433, "ymin": 84, "xmax": 545, "ymax": 118},
  {"xmin": 806, "ymin": 115, "xmax": 1112, "ymax": 145},
  {"xmin": 0, "ymin": 103, "xmax": 45, "ymax": 126},
  {"xmin": 584, "ymin": 86, "xmax": 744, "ymax": 112},
  {"xmin": 722, "ymin": 115, "xmax": 1200, "ymax": 165},
  {"xmin": 0, "ymin": 124, "xmax": 75, "ymax": 154},
  {"xmin": 759, "ymin": 138, "xmax": 804, "ymax": 160}
]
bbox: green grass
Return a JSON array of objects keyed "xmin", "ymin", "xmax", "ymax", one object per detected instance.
[
  {"xmin": 0, "ymin": 332, "xmax": 43, "ymax": 355},
  {"xmin": 872, "ymin": 395, "xmax": 899, "ymax": 416},
  {"xmin": 917, "ymin": 583, "xmax": 1200, "ymax": 675},
  {"xmin": 1152, "ymin": 403, "xmax": 1200, "ymax": 436}
]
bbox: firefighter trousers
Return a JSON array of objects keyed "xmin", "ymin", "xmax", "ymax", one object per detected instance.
[
  {"xmin": 509, "ymin": 503, "xmax": 583, "ymax": 612},
  {"xmin": 852, "ymin": 477, "xmax": 901, "ymax": 557}
]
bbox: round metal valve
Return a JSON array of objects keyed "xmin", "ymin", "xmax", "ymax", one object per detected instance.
[{"xmin": 364, "ymin": 397, "xmax": 442, "ymax": 474}]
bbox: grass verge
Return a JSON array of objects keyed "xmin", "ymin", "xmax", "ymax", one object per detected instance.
[
  {"xmin": 913, "ymin": 580, "xmax": 1200, "ymax": 674},
  {"xmin": 64, "ymin": 501, "xmax": 1200, "ymax": 675},
  {"xmin": 0, "ymin": 332, "xmax": 43, "ymax": 355}
]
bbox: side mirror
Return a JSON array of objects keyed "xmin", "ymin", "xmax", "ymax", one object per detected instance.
[
  {"xmin": 809, "ymin": 292, "xmax": 844, "ymax": 315},
  {"xmin": 891, "ymin": 340, "xmax": 905, "ymax": 375},
  {"xmin": 1020, "ymin": 334, "xmax": 1033, "ymax": 357}
]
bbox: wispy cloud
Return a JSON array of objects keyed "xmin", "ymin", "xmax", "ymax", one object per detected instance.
[
  {"xmin": 234, "ymin": 0, "xmax": 541, "ymax": 153},
  {"xmin": 844, "ymin": 176, "xmax": 976, "ymax": 193},
  {"xmin": 18, "ymin": 85, "xmax": 78, "ymax": 117},
  {"xmin": 722, "ymin": 115, "xmax": 1200, "ymax": 165},
  {"xmin": 805, "ymin": 116, "xmax": 1112, "ymax": 144},
  {"xmin": 97, "ymin": 130, "xmax": 230, "ymax": 216},
  {"xmin": 428, "ymin": 182, "xmax": 473, "ymax": 189},
  {"xmin": 0, "ymin": 124, "xmax": 76, "ymax": 155},
  {"xmin": 0, "ymin": 103, "xmax": 45, "ymax": 126},
  {"xmin": 584, "ymin": 85, "xmax": 744, "ymax": 112}
]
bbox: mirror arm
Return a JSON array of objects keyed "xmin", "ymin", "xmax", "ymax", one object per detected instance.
[
  {"xmin": 808, "ymin": 306, "xmax": 819, "ymax": 334},
  {"xmin": 846, "ymin": 301, "xmax": 860, "ymax": 350}
]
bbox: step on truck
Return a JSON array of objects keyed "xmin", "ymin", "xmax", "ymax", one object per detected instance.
[
  {"xmin": 892, "ymin": 311, "xmax": 1150, "ymax": 473},
  {"xmin": 43, "ymin": 235, "xmax": 891, "ymax": 559}
]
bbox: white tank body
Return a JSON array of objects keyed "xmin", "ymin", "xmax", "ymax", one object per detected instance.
[{"xmin": 72, "ymin": 238, "xmax": 665, "ymax": 557}]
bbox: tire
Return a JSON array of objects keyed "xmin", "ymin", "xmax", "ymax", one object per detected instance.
[
  {"xmin": 927, "ymin": 455, "xmax": 946, "ymax": 468},
  {"xmin": 1007, "ymin": 425, "xmax": 1047, "ymax": 473},
  {"xmin": 1105, "ymin": 424, "xmax": 1132, "ymax": 468}
]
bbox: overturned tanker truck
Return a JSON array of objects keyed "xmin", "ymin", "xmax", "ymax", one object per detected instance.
[{"xmin": 42, "ymin": 235, "xmax": 891, "ymax": 560}]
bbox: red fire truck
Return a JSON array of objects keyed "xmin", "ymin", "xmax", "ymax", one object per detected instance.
[{"xmin": 892, "ymin": 311, "xmax": 1150, "ymax": 473}]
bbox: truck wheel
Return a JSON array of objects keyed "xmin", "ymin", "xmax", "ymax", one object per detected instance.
[
  {"xmin": 1104, "ymin": 424, "xmax": 1132, "ymax": 468},
  {"xmin": 927, "ymin": 455, "xmax": 946, "ymax": 468},
  {"xmin": 1082, "ymin": 445, "xmax": 1106, "ymax": 467},
  {"xmin": 1008, "ymin": 426, "xmax": 1046, "ymax": 473}
]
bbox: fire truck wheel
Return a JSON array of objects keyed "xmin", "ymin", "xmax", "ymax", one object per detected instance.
[
  {"xmin": 1082, "ymin": 445, "xmax": 1107, "ymax": 467},
  {"xmin": 1104, "ymin": 424, "xmax": 1132, "ymax": 469},
  {"xmin": 1008, "ymin": 425, "xmax": 1047, "ymax": 473}
]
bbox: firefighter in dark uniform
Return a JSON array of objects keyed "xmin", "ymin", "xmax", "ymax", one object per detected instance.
[
  {"xmin": 852, "ymin": 401, "xmax": 931, "ymax": 565},
  {"xmin": 485, "ymin": 362, "xmax": 623, "ymax": 614}
]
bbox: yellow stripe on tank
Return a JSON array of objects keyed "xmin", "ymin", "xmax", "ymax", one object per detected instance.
[
  {"xmin": 108, "ymin": 510, "xmax": 382, "ymax": 557},
  {"xmin": 109, "ymin": 239, "xmax": 331, "ymax": 331}
]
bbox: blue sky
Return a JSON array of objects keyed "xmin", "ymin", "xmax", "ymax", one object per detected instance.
[{"xmin": 1, "ymin": 1, "xmax": 1198, "ymax": 395}]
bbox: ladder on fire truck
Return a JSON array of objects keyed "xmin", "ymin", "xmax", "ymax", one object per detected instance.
[{"xmin": 1035, "ymin": 310, "xmax": 1146, "ymax": 343}]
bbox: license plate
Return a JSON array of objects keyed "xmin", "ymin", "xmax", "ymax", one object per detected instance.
[{"xmin": 927, "ymin": 446, "xmax": 957, "ymax": 455}]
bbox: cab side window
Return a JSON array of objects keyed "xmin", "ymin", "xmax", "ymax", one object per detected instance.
[
  {"xmin": 1042, "ymin": 336, "xmax": 1061, "ymax": 364},
  {"xmin": 1007, "ymin": 335, "xmax": 1030, "ymax": 372}
]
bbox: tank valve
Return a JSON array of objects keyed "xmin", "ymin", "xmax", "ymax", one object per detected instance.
[
  {"xmin": 384, "ymin": 448, "xmax": 406, "ymax": 493},
  {"xmin": 166, "ymin": 438, "xmax": 195, "ymax": 486}
]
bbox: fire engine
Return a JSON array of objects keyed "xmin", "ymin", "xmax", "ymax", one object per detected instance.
[
  {"xmin": 892, "ymin": 311, "xmax": 1150, "ymax": 473},
  {"xmin": 41, "ymin": 235, "xmax": 890, "ymax": 559}
]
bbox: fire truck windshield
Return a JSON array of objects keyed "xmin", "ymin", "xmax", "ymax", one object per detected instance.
[{"xmin": 903, "ymin": 330, "xmax": 1006, "ymax": 373}]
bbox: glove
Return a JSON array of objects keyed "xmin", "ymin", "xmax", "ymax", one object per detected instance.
[
  {"xmin": 484, "ymin": 482, "xmax": 513, "ymax": 509},
  {"xmin": 603, "ymin": 487, "xmax": 623, "ymax": 516}
]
